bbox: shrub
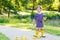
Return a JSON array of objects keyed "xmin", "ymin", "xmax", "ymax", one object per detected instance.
[
  {"xmin": 0, "ymin": 33, "xmax": 9, "ymax": 40},
  {"xmin": 44, "ymin": 11, "xmax": 60, "ymax": 19},
  {"xmin": 0, "ymin": 16, "xmax": 9, "ymax": 23},
  {"xmin": 21, "ymin": 19, "xmax": 28, "ymax": 23},
  {"xmin": 12, "ymin": 15, "xmax": 22, "ymax": 19},
  {"xmin": 21, "ymin": 18, "xmax": 31, "ymax": 23},
  {"xmin": 9, "ymin": 19, "xmax": 20, "ymax": 23}
]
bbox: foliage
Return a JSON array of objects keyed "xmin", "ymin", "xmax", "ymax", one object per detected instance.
[
  {"xmin": 0, "ymin": 16, "xmax": 9, "ymax": 23},
  {"xmin": 0, "ymin": 33, "xmax": 9, "ymax": 40},
  {"xmin": 44, "ymin": 19, "xmax": 60, "ymax": 27},
  {"xmin": 44, "ymin": 26, "xmax": 60, "ymax": 36},
  {"xmin": 0, "ymin": 0, "xmax": 60, "ymax": 15},
  {"xmin": 44, "ymin": 11, "xmax": 60, "ymax": 19}
]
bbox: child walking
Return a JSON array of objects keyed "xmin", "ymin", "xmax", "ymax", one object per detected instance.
[{"xmin": 33, "ymin": 5, "xmax": 46, "ymax": 38}]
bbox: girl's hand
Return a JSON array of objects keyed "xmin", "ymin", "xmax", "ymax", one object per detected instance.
[{"xmin": 43, "ymin": 17, "xmax": 47, "ymax": 21}]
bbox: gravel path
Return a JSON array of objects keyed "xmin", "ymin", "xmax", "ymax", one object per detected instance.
[{"xmin": 0, "ymin": 25, "xmax": 60, "ymax": 40}]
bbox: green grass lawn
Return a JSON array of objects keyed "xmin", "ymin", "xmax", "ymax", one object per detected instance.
[
  {"xmin": 0, "ymin": 33, "xmax": 9, "ymax": 40},
  {"xmin": 44, "ymin": 26, "xmax": 60, "ymax": 36}
]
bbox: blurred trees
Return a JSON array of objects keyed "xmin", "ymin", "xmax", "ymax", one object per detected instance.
[
  {"xmin": 58, "ymin": 0, "xmax": 60, "ymax": 12},
  {"xmin": 0, "ymin": 0, "xmax": 3, "ymax": 14},
  {"xmin": 0, "ymin": 0, "xmax": 59, "ymax": 16}
]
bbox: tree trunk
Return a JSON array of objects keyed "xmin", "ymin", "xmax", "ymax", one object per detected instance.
[
  {"xmin": 31, "ymin": 0, "xmax": 36, "ymax": 19},
  {"xmin": 0, "ymin": 9, "xmax": 2, "ymax": 14},
  {"xmin": 58, "ymin": 0, "xmax": 60, "ymax": 12},
  {"xmin": 8, "ymin": 0, "xmax": 12, "ymax": 18},
  {"xmin": 0, "ymin": 8, "xmax": 2, "ymax": 15},
  {"xmin": 58, "ymin": 5, "xmax": 60, "ymax": 12},
  {"xmin": 8, "ymin": 9, "xmax": 10, "ymax": 18}
]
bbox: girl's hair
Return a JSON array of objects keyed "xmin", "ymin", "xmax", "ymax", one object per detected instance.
[{"xmin": 36, "ymin": 5, "xmax": 42, "ymax": 9}]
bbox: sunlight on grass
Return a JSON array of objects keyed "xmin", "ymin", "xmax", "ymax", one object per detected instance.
[{"xmin": 3, "ymin": 23, "xmax": 35, "ymax": 30}]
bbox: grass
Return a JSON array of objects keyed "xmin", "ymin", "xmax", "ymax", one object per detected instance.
[
  {"xmin": 44, "ymin": 19, "xmax": 60, "ymax": 27},
  {"xmin": 0, "ymin": 33, "xmax": 9, "ymax": 40},
  {"xmin": 44, "ymin": 26, "xmax": 60, "ymax": 36},
  {"xmin": 2, "ymin": 23, "xmax": 35, "ymax": 30}
]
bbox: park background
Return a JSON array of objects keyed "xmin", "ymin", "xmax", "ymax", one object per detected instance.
[{"xmin": 0, "ymin": 0, "xmax": 60, "ymax": 40}]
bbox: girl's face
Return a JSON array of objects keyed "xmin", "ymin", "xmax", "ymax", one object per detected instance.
[{"xmin": 36, "ymin": 7, "xmax": 41, "ymax": 13}]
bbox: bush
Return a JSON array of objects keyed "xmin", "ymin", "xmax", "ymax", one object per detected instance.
[
  {"xmin": 0, "ymin": 16, "xmax": 9, "ymax": 23},
  {"xmin": 0, "ymin": 33, "xmax": 9, "ymax": 40},
  {"xmin": 21, "ymin": 18, "xmax": 31, "ymax": 23},
  {"xmin": 12, "ymin": 15, "xmax": 22, "ymax": 19},
  {"xmin": 9, "ymin": 19, "xmax": 20, "ymax": 23},
  {"xmin": 21, "ymin": 19, "xmax": 28, "ymax": 23},
  {"xmin": 44, "ymin": 11, "xmax": 60, "ymax": 19},
  {"xmin": 56, "ymin": 14, "xmax": 60, "ymax": 19}
]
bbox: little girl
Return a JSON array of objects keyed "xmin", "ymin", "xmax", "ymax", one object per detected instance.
[{"xmin": 33, "ymin": 5, "xmax": 46, "ymax": 38}]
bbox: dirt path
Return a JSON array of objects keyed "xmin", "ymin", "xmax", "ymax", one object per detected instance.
[{"xmin": 0, "ymin": 25, "xmax": 60, "ymax": 40}]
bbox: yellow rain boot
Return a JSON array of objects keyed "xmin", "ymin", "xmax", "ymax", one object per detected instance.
[
  {"xmin": 36, "ymin": 29, "xmax": 39, "ymax": 36},
  {"xmin": 41, "ymin": 29, "xmax": 45, "ymax": 37},
  {"xmin": 33, "ymin": 29, "xmax": 40, "ymax": 38}
]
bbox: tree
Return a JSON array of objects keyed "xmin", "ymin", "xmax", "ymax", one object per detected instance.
[
  {"xmin": 19, "ymin": 0, "xmax": 28, "ymax": 11},
  {"xmin": 31, "ymin": 0, "xmax": 36, "ymax": 19},
  {"xmin": 58, "ymin": 0, "xmax": 60, "ymax": 12},
  {"xmin": 15, "ymin": 0, "xmax": 20, "ymax": 11},
  {"xmin": 0, "ymin": 0, "xmax": 3, "ymax": 15},
  {"xmin": 2, "ymin": 0, "xmax": 19, "ymax": 17},
  {"xmin": 8, "ymin": 0, "xmax": 11, "ymax": 18},
  {"xmin": 38, "ymin": 0, "xmax": 54, "ymax": 10}
]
